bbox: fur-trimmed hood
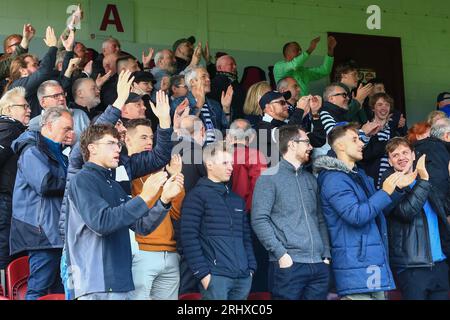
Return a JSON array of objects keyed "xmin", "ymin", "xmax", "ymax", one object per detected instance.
[{"xmin": 313, "ymin": 155, "xmax": 357, "ymax": 175}]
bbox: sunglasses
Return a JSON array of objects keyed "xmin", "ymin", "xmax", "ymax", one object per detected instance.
[{"xmin": 331, "ymin": 92, "xmax": 348, "ymax": 99}]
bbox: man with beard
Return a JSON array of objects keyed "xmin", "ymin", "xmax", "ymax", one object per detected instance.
[
  {"xmin": 252, "ymin": 125, "xmax": 330, "ymax": 300},
  {"xmin": 70, "ymin": 78, "xmax": 101, "ymax": 120}
]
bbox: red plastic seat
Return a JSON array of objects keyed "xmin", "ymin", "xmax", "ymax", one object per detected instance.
[
  {"xmin": 178, "ymin": 292, "xmax": 202, "ymax": 300},
  {"xmin": 38, "ymin": 294, "xmax": 65, "ymax": 300},
  {"xmin": 0, "ymin": 295, "xmax": 10, "ymax": 300},
  {"xmin": 387, "ymin": 290, "xmax": 403, "ymax": 300},
  {"xmin": 247, "ymin": 292, "xmax": 271, "ymax": 300},
  {"xmin": 240, "ymin": 66, "xmax": 267, "ymax": 93},
  {"xmin": 0, "ymin": 284, "xmax": 4, "ymax": 296},
  {"xmin": 6, "ymin": 256, "xmax": 29, "ymax": 300}
]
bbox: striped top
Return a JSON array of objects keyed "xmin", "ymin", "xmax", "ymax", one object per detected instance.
[
  {"xmin": 200, "ymin": 103, "xmax": 216, "ymax": 145},
  {"xmin": 376, "ymin": 123, "xmax": 391, "ymax": 189}
]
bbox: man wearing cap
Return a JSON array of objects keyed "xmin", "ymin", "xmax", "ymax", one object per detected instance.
[
  {"xmin": 437, "ymin": 92, "xmax": 450, "ymax": 117},
  {"xmin": 121, "ymin": 92, "xmax": 146, "ymax": 124},
  {"xmin": 256, "ymin": 90, "xmax": 325, "ymax": 161},
  {"xmin": 131, "ymin": 71, "xmax": 159, "ymax": 134},
  {"xmin": 173, "ymin": 36, "xmax": 195, "ymax": 74}
]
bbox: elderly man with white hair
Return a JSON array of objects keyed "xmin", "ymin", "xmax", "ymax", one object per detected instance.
[
  {"xmin": 0, "ymin": 87, "xmax": 31, "ymax": 271},
  {"xmin": 208, "ymin": 55, "xmax": 246, "ymax": 121}
]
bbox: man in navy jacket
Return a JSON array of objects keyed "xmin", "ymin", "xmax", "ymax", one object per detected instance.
[
  {"xmin": 181, "ymin": 141, "xmax": 256, "ymax": 300},
  {"xmin": 66, "ymin": 124, "xmax": 184, "ymax": 300}
]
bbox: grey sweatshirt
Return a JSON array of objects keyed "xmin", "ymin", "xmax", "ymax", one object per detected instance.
[{"xmin": 251, "ymin": 159, "xmax": 331, "ymax": 263}]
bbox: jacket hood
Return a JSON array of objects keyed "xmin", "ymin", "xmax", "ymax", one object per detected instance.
[
  {"xmin": 196, "ymin": 177, "xmax": 230, "ymax": 195},
  {"xmin": 0, "ymin": 116, "xmax": 26, "ymax": 137},
  {"xmin": 313, "ymin": 155, "xmax": 356, "ymax": 175},
  {"xmin": 11, "ymin": 130, "xmax": 40, "ymax": 156}
]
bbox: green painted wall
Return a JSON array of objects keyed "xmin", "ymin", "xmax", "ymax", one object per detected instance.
[{"xmin": 1, "ymin": 0, "xmax": 449, "ymax": 123}]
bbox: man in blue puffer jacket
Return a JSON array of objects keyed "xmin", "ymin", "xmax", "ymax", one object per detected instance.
[
  {"xmin": 313, "ymin": 123, "xmax": 405, "ymax": 300},
  {"xmin": 10, "ymin": 106, "xmax": 74, "ymax": 300},
  {"xmin": 181, "ymin": 141, "xmax": 256, "ymax": 300}
]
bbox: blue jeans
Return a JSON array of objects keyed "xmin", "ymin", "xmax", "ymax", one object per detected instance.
[
  {"xmin": 26, "ymin": 249, "xmax": 64, "ymax": 300},
  {"xmin": 199, "ymin": 274, "xmax": 252, "ymax": 300},
  {"xmin": 269, "ymin": 262, "xmax": 330, "ymax": 300}
]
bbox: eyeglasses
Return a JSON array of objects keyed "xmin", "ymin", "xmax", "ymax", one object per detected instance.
[
  {"xmin": 93, "ymin": 141, "xmax": 123, "ymax": 150},
  {"xmin": 270, "ymin": 100, "xmax": 288, "ymax": 106},
  {"xmin": 42, "ymin": 92, "xmax": 67, "ymax": 100},
  {"xmin": 292, "ymin": 138, "xmax": 311, "ymax": 145},
  {"xmin": 331, "ymin": 92, "xmax": 348, "ymax": 99},
  {"xmin": 176, "ymin": 84, "xmax": 187, "ymax": 88},
  {"xmin": 10, "ymin": 103, "xmax": 31, "ymax": 110},
  {"xmin": 7, "ymin": 42, "xmax": 20, "ymax": 48}
]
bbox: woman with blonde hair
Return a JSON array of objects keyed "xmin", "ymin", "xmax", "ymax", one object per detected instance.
[{"xmin": 243, "ymin": 81, "xmax": 271, "ymax": 128}]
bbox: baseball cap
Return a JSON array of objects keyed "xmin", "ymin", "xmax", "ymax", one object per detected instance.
[
  {"xmin": 132, "ymin": 71, "xmax": 156, "ymax": 84},
  {"xmin": 259, "ymin": 91, "xmax": 292, "ymax": 110},
  {"xmin": 437, "ymin": 92, "xmax": 450, "ymax": 105},
  {"xmin": 125, "ymin": 92, "xmax": 143, "ymax": 104},
  {"xmin": 172, "ymin": 36, "xmax": 196, "ymax": 52}
]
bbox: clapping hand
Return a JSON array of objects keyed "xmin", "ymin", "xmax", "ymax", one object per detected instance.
[{"xmin": 149, "ymin": 90, "xmax": 171, "ymax": 129}]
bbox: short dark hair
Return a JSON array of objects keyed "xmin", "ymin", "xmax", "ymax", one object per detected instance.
[
  {"xmin": 386, "ymin": 137, "xmax": 413, "ymax": 155},
  {"xmin": 116, "ymin": 54, "xmax": 136, "ymax": 71},
  {"xmin": 367, "ymin": 77, "xmax": 384, "ymax": 85},
  {"xmin": 328, "ymin": 123, "xmax": 359, "ymax": 148},
  {"xmin": 278, "ymin": 124, "xmax": 304, "ymax": 155},
  {"xmin": 369, "ymin": 92, "xmax": 394, "ymax": 110},
  {"xmin": 80, "ymin": 124, "xmax": 120, "ymax": 162},
  {"xmin": 169, "ymin": 75, "xmax": 185, "ymax": 95},
  {"xmin": 333, "ymin": 61, "xmax": 358, "ymax": 82},
  {"xmin": 282, "ymin": 42, "xmax": 299, "ymax": 57},
  {"xmin": 124, "ymin": 118, "xmax": 152, "ymax": 131}
]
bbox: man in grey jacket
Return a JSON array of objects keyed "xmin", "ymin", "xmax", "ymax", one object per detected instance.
[{"xmin": 251, "ymin": 124, "xmax": 331, "ymax": 300}]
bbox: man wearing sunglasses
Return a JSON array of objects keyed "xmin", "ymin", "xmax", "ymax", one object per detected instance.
[
  {"xmin": 256, "ymin": 90, "xmax": 325, "ymax": 162},
  {"xmin": 252, "ymin": 125, "xmax": 331, "ymax": 300}
]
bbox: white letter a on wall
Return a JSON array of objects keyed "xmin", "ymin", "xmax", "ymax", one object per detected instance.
[{"xmin": 367, "ymin": 5, "xmax": 381, "ymax": 30}]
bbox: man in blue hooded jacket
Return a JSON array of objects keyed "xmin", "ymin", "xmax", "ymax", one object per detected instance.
[{"xmin": 313, "ymin": 123, "xmax": 405, "ymax": 300}]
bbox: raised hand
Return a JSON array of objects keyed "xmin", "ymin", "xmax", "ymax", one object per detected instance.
[
  {"xmin": 361, "ymin": 120, "xmax": 381, "ymax": 137},
  {"xmin": 310, "ymin": 95, "xmax": 322, "ymax": 115},
  {"xmin": 140, "ymin": 171, "xmax": 168, "ymax": 203},
  {"xmin": 142, "ymin": 48, "xmax": 154, "ymax": 68},
  {"xmin": 61, "ymin": 29, "xmax": 75, "ymax": 51},
  {"xmin": 415, "ymin": 154, "xmax": 429, "ymax": 181},
  {"xmin": 307, "ymin": 36, "xmax": 321, "ymax": 54},
  {"xmin": 173, "ymin": 98, "xmax": 190, "ymax": 131},
  {"xmin": 43, "ymin": 26, "xmax": 57, "ymax": 47},
  {"xmin": 190, "ymin": 42, "xmax": 203, "ymax": 67},
  {"xmin": 382, "ymin": 171, "xmax": 404, "ymax": 195},
  {"xmin": 355, "ymin": 83, "xmax": 374, "ymax": 104},
  {"xmin": 297, "ymin": 96, "xmax": 311, "ymax": 116},
  {"xmin": 149, "ymin": 90, "xmax": 171, "ymax": 129},
  {"xmin": 161, "ymin": 173, "xmax": 184, "ymax": 204},
  {"xmin": 221, "ymin": 85, "xmax": 233, "ymax": 113},
  {"xmin": 398, "ymin": 114, "xmax": 406, "ymax": 128},
  {"xmin": 96, "ymin": 70, "xmax": 113, "ymax": 89},
  {"xmin": 396, "ymin": 170, "xmax": 418, "ymax": 189},
  {"xmin": 202, "ymin": 41, "xmax": 211, "ymax": 63},
  {"xmin": 113, "ymin": 70, "xmax": 134, "ymax": 110},
  {"xmin": 327, "ymin": 36, "xmax": 337, "ymax": 55},
  {"xmin": 166, "ymin": 154, "xmax": 183, "ymax": 176}
]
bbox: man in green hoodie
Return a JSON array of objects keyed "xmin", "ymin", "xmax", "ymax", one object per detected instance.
[{"xmin": 274, "ymin": 36, "xmax": 337, "ymax": 97}]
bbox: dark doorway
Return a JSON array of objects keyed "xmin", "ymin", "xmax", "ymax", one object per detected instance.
[{"xmin": 328, "ymin": 32, "xmax": 406, "ymax": 116}]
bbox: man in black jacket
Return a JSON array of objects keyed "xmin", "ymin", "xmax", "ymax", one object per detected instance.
[
  {"xmin": 0, "ymin": 87, "xmax": 30, "ymax": 270},
  {"xmin": 208, "ymin": 55, "xmax": 245, "ymax": 121},
  {"xmin": 384, "ymin": 137, "xmax": 450, "ymax": 300}
]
